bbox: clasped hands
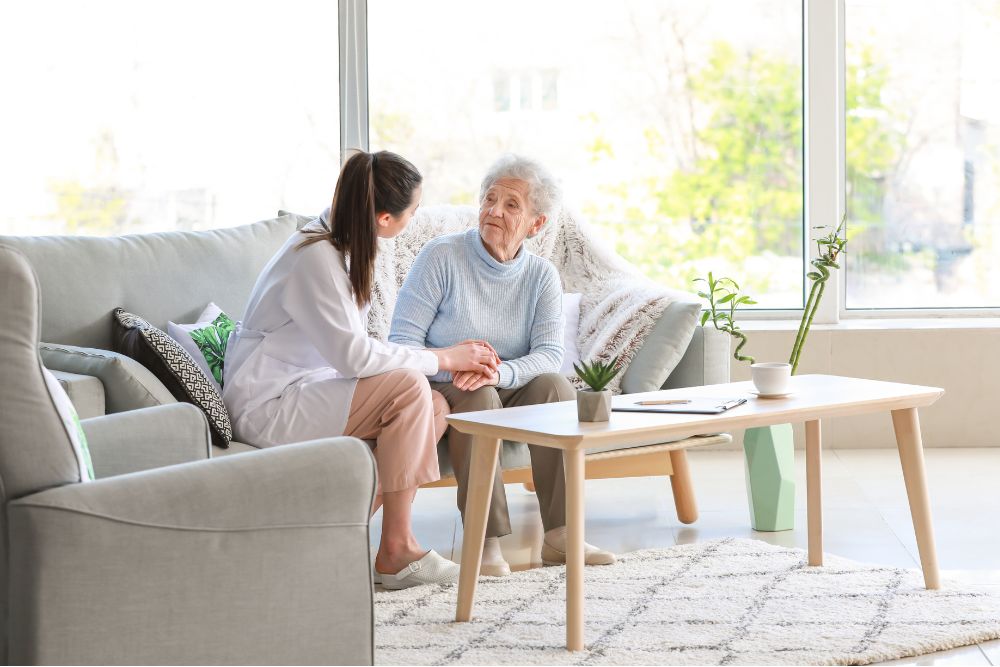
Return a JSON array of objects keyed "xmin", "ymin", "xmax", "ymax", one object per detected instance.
[{"xmin": 445, "ymin": 339, "xmax": 502, "ymax": 392}]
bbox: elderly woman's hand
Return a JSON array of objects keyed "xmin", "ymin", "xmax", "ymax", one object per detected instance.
[{"xmin": 452, "ymin": 369, "xmax": 500, "ymax": 392}]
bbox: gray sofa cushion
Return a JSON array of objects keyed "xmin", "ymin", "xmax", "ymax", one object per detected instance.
[
  {"xmin": 620, "ymin": 298, "xmax": 702, "ymax": 393},
  {"xmin": 40, "ymin": 343, "xmax": 175, "ymax": 413},
  {"xmin": 49, "ymin": 370, "xmax": 105, "ymax": 419},
  {"xmin": 0, "ymin": 215, "xmax": 300, "ymax": 350},
  {"xmin": 663, "ymin": 325, "xmax": 732, "ymax": 390}
]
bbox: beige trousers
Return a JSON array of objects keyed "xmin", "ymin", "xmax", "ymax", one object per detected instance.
[
  {"xmin": 345, "ymin": 369, "xmax": 448, "ymax": 495},
  {"xmin": 432, "ymin": 373, "xmax": 576, "ymax": 537}
]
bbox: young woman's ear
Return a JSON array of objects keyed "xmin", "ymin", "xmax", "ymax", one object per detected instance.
[{"xmin": 376, "ymin": 212, "xmax": 393, "ymax": 229}]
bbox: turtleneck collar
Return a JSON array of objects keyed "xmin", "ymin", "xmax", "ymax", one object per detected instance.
[{"xmin": 467, "ymin": 228, "xmax": 528, "ymax": 276}]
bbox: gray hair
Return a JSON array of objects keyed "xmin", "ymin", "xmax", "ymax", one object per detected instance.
[{"xmin": 479, "ymin": 154, "xmax": 562, "ymax": 221}]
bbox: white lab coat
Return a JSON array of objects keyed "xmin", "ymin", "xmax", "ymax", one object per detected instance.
[{"xmin": 222, "ymin": 219, "xmax": 438, "ymax": 447}]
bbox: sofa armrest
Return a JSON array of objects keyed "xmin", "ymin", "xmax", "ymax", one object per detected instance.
[
  {"xmin": 40, "ymin": 342, "xmax": 175, "ymax": 413},
  {"xmin": 7, "ymin": 438, "xmax": 376, "ymax": 665},
  {"xmin": 83, "ymin": 403, "xmax": 211, "ymax": 478},
  {"xmin": 662, "ymin": 325, "xmax": 731, "ymax": 389}
]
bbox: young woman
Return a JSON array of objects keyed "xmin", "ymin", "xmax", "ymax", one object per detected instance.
[{"xmin": 223, "ymin": 151, "xmax": 498, "ymax": 590}]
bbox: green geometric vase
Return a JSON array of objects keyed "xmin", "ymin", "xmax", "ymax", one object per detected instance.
[{"xmin": 743, "ymin": 424, "xmax": 795, "ymax": 531}]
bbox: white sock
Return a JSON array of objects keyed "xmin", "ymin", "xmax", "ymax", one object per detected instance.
[{"xmin": 482, "ymin": 536, "xmax": 508, "ymax": 566}]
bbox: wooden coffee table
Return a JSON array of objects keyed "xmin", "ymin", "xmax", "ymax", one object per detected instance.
[{"xmin": 446, "ymin": 374, "xmax": 944, "ymax": 651}]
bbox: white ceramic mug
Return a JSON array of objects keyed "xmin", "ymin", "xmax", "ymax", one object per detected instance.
[{"xmin": 750, "ymin": 362, "xmax": 792, "ymax": 396}]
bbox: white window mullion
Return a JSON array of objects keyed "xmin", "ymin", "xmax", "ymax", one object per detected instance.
[
  {"xmin": 804, "ymin": 0, "xmax": 845, "ymax": 324},
  {"xmin": 339, "ymin": 0, "xmax": 369, "ymax": 161}
]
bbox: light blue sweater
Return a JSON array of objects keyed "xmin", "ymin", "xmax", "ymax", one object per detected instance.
[{"xmin": 389, "ymin": 228, "xmax": 564, "ymax": 389}]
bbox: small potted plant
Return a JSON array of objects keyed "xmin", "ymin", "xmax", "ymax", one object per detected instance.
[{"xmin": 573, "ymin": 356, "xmax": 621, "ymax": 422}]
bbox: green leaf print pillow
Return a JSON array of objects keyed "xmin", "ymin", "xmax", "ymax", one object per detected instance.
[{"xmin": 167, "ymin": 303, "xmax": 236, "ymax": 393}]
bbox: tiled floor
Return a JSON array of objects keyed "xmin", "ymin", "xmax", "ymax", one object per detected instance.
[{"xmin": 371, "ymin": 447, "xmax": 1000, "ymax": 665}]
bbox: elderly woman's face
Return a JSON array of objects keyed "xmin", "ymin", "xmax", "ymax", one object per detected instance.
[{"xmin": 478, "ymin": 178, "xmax": 547, "ymax": 262}]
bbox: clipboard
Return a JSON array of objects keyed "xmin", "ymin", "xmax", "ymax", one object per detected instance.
[{"xmin": 611, "ymin": 396, "xmax": 748, "ymax": 415}]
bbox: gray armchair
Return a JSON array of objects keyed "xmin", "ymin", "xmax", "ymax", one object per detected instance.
[{"xmin": 0, "ymin": 244, "xmax": 377, "ymax": 665}]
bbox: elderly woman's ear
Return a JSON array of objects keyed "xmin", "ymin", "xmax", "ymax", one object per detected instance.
[{"xmin": 526, "ymin": 213, "xmax": 548, "ymax": 239}]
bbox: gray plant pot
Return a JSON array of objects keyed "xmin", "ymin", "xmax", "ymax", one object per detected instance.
[{"xmin": 577, "ymin": 389, "xmax": 611, "ymax": 422}]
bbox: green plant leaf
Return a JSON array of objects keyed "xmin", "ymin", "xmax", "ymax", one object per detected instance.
[{"xmin": 700, "ymin": 310, "xmax": 710, "ymax": 326}]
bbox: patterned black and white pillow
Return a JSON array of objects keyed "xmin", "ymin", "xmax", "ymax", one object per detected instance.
[{"xmin": 112, "ymin": 308, "xmax": 233, "ymax": 448}]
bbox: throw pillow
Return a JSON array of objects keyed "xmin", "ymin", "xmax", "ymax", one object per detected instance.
[
  {"xmin": 42, "ymin": 367, "xmax": 94, "ymax": 481},
  {"xmin": 560, "ymin": 292, "xmax": 583, "ymax": 375},
  {"xmin": 167, "ymin": 302, "xmax": 236, "ymax": 392},
  {"xmin": 112, "ymin": 308, "xmax": 233, "ymax": 448}
]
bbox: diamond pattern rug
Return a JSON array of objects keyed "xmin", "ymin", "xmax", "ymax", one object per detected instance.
[{"xmin": 375, "ymin": 538, "xmax": 1000, "ymax": 665}]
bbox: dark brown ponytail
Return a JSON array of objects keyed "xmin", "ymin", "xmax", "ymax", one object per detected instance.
[{"xmin": 299, "ymin": 150, "xmax": 422, "ymax": 306}]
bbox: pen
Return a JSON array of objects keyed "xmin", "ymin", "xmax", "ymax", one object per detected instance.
[{"xmin": 636, "ymin": 399, "xmax": 691, "ymax": 406}]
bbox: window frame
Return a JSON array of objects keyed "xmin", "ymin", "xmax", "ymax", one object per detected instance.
[{"xmin": 339, "ymin": 0, "xmax": 1000, "ymax": 320}]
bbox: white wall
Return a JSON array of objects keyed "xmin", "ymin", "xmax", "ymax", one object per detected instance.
[{"xmin": 715, "ymin": 321, "xmax": 1000, "ymax": 449}]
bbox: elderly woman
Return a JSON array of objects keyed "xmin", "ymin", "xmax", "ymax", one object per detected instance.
[{"xmin": 388, "ymin": 154, "xmax": 615, "ymax": 576}]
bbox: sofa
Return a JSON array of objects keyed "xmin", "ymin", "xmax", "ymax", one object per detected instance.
[
  {"xmin": 0, "ymin": 208, "xmax": 731, "ymax": 523},
  {"xmin": 0, "ymin": 244, "xmax": 376, "ymax": 665}
]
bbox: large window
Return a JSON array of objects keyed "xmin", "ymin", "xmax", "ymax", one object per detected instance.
[
  {"xmin": 0, "ymin": 1, "xmax": 339, "ymax": 236},
  {"xmin": 846, "ymin": 0, "xmax": 1000, "ymax": 309},
  {"xmin": 10, "ymin": 1, "xmax": 999, "ymax": 316},
  {"xmin": 369, "ymin": 0, "xmax": 804, "ymax": 308}
]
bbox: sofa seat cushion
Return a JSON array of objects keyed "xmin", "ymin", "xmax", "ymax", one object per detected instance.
[
  {"xmin": 49, "ymin": 369, "xmax": 106, "ymax": 419},
  {"xmin": 212, "ymin": 440, "xmax": 261, "ymax": 456}
]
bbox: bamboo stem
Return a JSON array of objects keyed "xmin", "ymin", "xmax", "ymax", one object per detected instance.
[
  {"xmin": 790, "ymin": 280, "xmax": 820, "ymax": 371},
  {"xmin": 733, "ymin": 331, "xmax": 753, "ymax": 363},
  {"xmin": 792, "ymin": 276, "xmax": 826, "ymax": 374}
]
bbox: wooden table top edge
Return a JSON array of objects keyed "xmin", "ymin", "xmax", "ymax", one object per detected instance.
[{"xmin": 444, "ymin": 378, "xmax": 944, "ymax": 450}]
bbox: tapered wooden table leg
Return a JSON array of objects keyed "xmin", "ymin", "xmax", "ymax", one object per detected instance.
[
  {"xmin": 564, "ymin": 448, "xmax": 585, "ymax": 651},
  {"xmin": 455, "ymin": 436, "xmax": 501, "ymax": 622},
  {"xmin": 805, "ymin": 419, "xmax": 823, "ymax": 566},
  {"xmin": 891, "ymin": 408, "xmax": 941, "ymax": 589},
  {"xmin": 668, "ymin": 449, "xmax": 698, "ymax": 524}
]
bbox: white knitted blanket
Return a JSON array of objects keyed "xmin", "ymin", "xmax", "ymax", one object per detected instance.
[{"xmin": 366, "ymin": 205, "xmax": 690, "ymax": 394}]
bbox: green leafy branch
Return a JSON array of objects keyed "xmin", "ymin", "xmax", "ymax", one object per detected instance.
[
  {"xmin": 789, "ymin": 216, "xmax": 848, "ymax": 374},
  {"xmin": 694, "ymin": 272, "xmax": 757, "ymax": 364},
  {"xmin": 573, "ymin": 355, "xmax": 622, "ymax": 392}
]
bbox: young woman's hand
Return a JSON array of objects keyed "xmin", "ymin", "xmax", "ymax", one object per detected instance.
[
  {"xmin": 434, "ymin": 340, "xmax": 500, "ymax": 374},
  {"xmin": 452, "ymin": 369, "xmax": 500, "ymax": 392}
]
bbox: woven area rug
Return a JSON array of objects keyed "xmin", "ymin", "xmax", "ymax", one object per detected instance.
[{"xmin": 375, "ymin": 538, "xmax": 1000, "ymax": 666}]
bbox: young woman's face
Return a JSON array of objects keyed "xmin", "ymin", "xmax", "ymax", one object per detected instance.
[{"xmin": 377, "ymin": 185, "xmax": 422, "ymax": 239}]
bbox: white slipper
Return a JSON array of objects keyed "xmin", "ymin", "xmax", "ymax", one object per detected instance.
[
  {"xmin": 541, "ymin": 526, "xmax": 617, "ymax": 566},
  {"xmin": 378, "ymin": 550, "xmax": 460, "ymax": 591}
]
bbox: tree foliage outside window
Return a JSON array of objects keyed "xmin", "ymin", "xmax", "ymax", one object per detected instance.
[{"xmin": 584, "ymin": 42, "xmax": 905, "ymax": 308}]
